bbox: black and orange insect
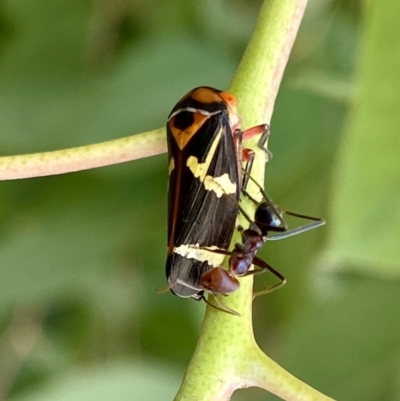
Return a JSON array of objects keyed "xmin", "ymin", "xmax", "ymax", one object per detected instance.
[{"xmin": 163, "ymin": 86, "xmax": 267, "ymax": 308}]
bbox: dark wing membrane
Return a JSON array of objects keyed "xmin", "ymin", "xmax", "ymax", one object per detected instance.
[
  {"xmin": 166, "ymin": 255, "xmax": 209, "ymax": 299},
  {"xmin": 167, "ymin": 114, "xmax": 240, "ymax": 297}
]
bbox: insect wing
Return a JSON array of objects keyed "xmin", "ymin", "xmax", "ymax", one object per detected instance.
[{"xmin": 167, "ymin": 103, "xmax": 240, "ymax": 298}]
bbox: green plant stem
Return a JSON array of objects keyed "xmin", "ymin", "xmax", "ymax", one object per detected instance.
[
  {"xmin": 231, "ymin": 0, "xmax": 308, "ymax": 126},
  {"xmin": 0, "ymin": 128, "xmax": 165, "ymax": 180},
  {"xmin": 174, "ymin": 0, "xmax": 335, "ymax": 400},
  {"xmin": 249, "ymin": 350, "xmax": 335, "ymax": 401}
]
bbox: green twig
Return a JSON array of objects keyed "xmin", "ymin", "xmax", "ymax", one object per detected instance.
[
  {"xmin": 174, "ymin": 0, "xmax": 335, "ymax": 400},
  {"xmin": 0, "ymin": 128, "xmax": 165, "ymax": 180}
]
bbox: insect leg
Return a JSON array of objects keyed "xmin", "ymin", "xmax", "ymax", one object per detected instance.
[
  {"xmin": 250, "ymin": 255, "xmax": 286, "ymax": 298},
  {"xmin": 155, "ymin": 278, "xmax": 202, "ymax": 294},
  {"xmin": 200, "ymin": 294, "xmax": 240, "ymax": 317}
]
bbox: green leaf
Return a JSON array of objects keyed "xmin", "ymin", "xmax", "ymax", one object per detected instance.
[
  {"xmin": 283, "ymin": 275, "xmax": 400, "ymax": 401},
  {"xmin": 323, "ymin": 1, "xmax": 400, "ymax": 278}
]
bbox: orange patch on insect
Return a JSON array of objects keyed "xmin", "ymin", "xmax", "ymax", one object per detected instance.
[
  {"xmin": 168, "ymin": 112, "xmax": 210, "ymax": 150},
  {"xmin": 190, "ymin": 87, "xmax": 227, "ymax": 105}
]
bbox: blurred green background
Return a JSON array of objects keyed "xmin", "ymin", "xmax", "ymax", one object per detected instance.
[{"xmin": 1, "ymin": 0, "xmax": 400, "ymax": 400}]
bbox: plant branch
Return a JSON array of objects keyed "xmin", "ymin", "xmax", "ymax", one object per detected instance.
[
  {"xmin": 230, "ymin": 0, "xmax": 308, "ymax": 126},
  {"xmin": 0, "ymin": 128, "xmax": 165, "ymax": 181},
  {"xmin": 248, "ymin": 349, "xmax": 335, "ymax": 401},
  {"xmin": 174, "ymin": 0, "xmax": 335, "ymax": 400}
]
